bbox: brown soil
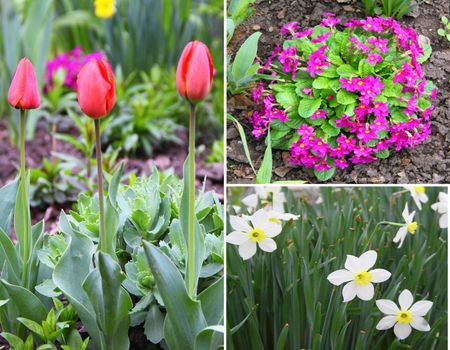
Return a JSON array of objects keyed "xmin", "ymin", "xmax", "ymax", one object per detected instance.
[{"xmin": 227, "ymin": 0, "xmax": 450, "ymax": 184}]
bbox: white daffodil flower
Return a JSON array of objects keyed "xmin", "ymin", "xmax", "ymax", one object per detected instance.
[
  {"xmin": 404, "ymin": 186, "xmax": 428, "ymax": 210},
  {"xmin": 376, "ymin": 289, "xmax": 433, "ymax": 340},
  {"xmin": 431, "ymin": 192, "xmax": 448, "ymax": 229},
  {"xmin": 227, "ymin": 209, "xmax": 282, "ymax": 260},
  {"xmin": 242, "ymin": 187, "xmax": 286, "ymax": 213},
  {"xmin": 327, "ymin": 250, "xmax": 391, "ymax": 302},
  {"xmin": 393, "ymin": 204, "xmax": 417, "ymax": 248}
]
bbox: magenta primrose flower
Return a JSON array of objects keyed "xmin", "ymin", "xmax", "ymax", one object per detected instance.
[{"xmin": 248, "ymin": 13, "xmax": 437, "ymax": 180}]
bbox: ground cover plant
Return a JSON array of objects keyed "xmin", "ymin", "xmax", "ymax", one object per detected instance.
[
  {"xmin": 226, "ymin": 186, "xmax": 448, "ymax": 349},
  {"xmin": 0, "ymin": 1, "xmax": 224, "ymax": 349},
  {"xmin": 227, "ymin": 0, "xmax": 450, "ymax": 184}
]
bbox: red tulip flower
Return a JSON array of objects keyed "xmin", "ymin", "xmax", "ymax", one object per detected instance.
[
  {"xmin": 77, "ymin": 58, "xmax": 116, "ymax": 119},
  {"xmin": 176, "ymin": 41, "xmax": 214, "ymax": 104},
  {"xmin": 8, "ymin": 57, "xmax": 40, "ymax": 110}
]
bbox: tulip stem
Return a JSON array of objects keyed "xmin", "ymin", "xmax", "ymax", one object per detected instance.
[
  {"xmin": 94, "ymin": 119, "xmax": 107, "ymax": 254},
  {"xmin": 19, "ymin": 109, "xmax": 29, "ymax": 288},
  {"xmin": 188, "ymin": 103, "xmax": 196, "ymax": 297}
]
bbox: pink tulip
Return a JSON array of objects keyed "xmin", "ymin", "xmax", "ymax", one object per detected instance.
[{"xmin": 8, "ymin": 57, "xmax": 40, "ymax": 110}]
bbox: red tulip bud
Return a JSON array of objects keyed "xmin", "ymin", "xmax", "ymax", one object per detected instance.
[
  {"xmin": 8, "ymin": 58, "xmax": 40, "ymax": 110},
  {"xmin": 77, "ymin": 58, "xmax": 116, "ymax": 119},
  {"xmin": 176, "ymin": 41, "xmax": 214, "ymax": 103}
]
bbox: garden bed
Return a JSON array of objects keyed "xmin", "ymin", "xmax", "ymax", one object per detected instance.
[{"xmin": 227, "ymin": 0, "xmax": 450, "ymax": 184}]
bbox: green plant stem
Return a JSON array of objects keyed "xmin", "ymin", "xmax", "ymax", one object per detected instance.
[
  {"xmin": 188, "ymin": 103, "xmax": 196, "ymax": 297},
  {"xmin": 19, "ymin": 109, "xmax": 29, "ymax": 288},
  {"xmin": 94, "ymin": 119, "xmax": 107, "ymax": 253}
]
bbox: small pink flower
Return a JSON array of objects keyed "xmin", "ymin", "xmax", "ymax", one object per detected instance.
[
  {"xmin": 334, "ymin": 158, "xmax": 348, "ymax": 169},
  {"xmin": 370, "ymin": 101, "xmax": 388, "ymax": 118},
  {"xmin": 311, "ymin": 109, "xmax": 327, "ymax": 119},
  {"xmin": 281, "ymin": 22, "xmax": 299, "ymax": 35},
  {"xmin": 367, "ymin": 37, "xmax": 388, "ymax": 54},
  {"xmin": 367, "ymin": 52, "xmax": 383, "ymax": 65},
  {"xmin": 311, "ymin": 32, "xmax": 330, "ymax": 43},
  {"xmin": 321, "ymin": 13, "xmax": 341, "ymax": 28}
]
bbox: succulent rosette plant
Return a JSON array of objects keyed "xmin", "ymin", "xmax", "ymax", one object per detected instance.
[{"xmin": 250, "ymin": 14, "xmax": 437, "ymax": 180}]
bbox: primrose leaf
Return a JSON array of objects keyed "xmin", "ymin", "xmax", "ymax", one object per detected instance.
[
  {"xmin": 314, "ymin": 167, "xmax": 336, "ymax": 182},
  {"xmin": 336, "ymin": 90, "xmax": 357, "ymax": 105},
  {"xmin": 336, "ymin": 64, "xmax": 358, "ymax": 77},
  {"xmin": 298, "ymin": 98, "xmax": 322, "ymax": 118}
]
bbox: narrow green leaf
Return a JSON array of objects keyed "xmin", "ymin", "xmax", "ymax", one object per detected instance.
[
  {"xmin": 231, "ymin": 32, "xmax": 262, "ymax": 83},
  {"xmin": 227, "ymin": 114, "xmax": 256, "ymax": 174},
  {"xmin": 256, "ymin": 130, "xmax": 272, "ymax": 184}
]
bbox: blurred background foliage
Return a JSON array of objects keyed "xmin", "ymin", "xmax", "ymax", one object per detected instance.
[{"xmin": 0, "ymin": 0, "xmax": 224, "ymax": 161}]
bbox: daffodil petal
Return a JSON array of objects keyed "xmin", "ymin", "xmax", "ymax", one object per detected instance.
[
  {"xmin": 230, "ymin": 216, "xmax": 252, "ymax": 232},
  {"xmin": 394, "ymin": 323, "xmax": 412, "ymax": 340},
  {"xmin": 410, "ymin": 316, "xmax": 430, "ymax": 332},
  {"xmin": 242, "ymin": 193, "xmax": 258, "ymax": 208},
  {"xmin": 342, "ymin": 281, "xmax": 357, "ymax": 302},
  {"xmin": 250, "ymin": 209, "xmax": 269, "ymax": 228},
  {"xmin": 344, "ymin": 255, "xmax": 361, "ymax": 273},
  {"xmin": 258, "ymin": 238, "xmax": 277, "ymax": 252},
  {"xmin": 358, "ymin": 250, "xmax": 377, "ymax": 271},
  {"xmin": 356, "ymin": 283, "xmax": 374, "ymax": 301},
  {"xmin": 398, "ymin": 289, "xmax": 414, "ymax": 310},
  {"xmin": 238, "ymin": 240, "xmax": 257, "ymax": 260},
  {"xmin": 370, "ymin": 269, "xmax": 391, "ymax": 283},
  {"xmin": 376, "ymin": 316, "xmax": 397, "ymax": 330},
  {"xmin": 409, "ymin": 300, "xmax": 433, "ymax": 317},
  {"xmin": 260, "ymin": 221, "xmax": 282, "ymax": 237},
  {"xmin": 226, "ymin": 231, "xmax": 249, "ymax": 245},
  {"xmin": 376, "ymin": 299, "xmax": 400, "ymax": 315},
  {"xmin": 327, "ymin": 269, "xmax": 354, "ymax": 286}
]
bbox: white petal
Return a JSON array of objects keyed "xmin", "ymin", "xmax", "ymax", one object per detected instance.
[
  {"xmin": 273, "ymin": 212, "xmax": 300, "ymax": 221},
  {"xmin": 419, "ymin": 193, "xmax": 428, "ymax": 204},
  {"xmin": 327, "ymin": 269, "xmax": 354, "ymax": 286},
  {"xmin": 439, "ymin": 214, "xmax": 448, "ymax": 229},
  {"xmin": 402, "ymin": 203, "xmax": 410, "ymax": 222},
  {"xmin": 393, "ymin": 227, "xmax": 407, "ymax": 248},
  {"xmin": 358, "ymin": 250, "xmax": 377, "ymax": 271},
  {"xmin": 342, "ymin": 281, "xmax": 357, "ymax": 302},
  {"xmin": 409, "ymin": 300, "xmax": 433, "ymax": 317},
  {"xmin": 258, "ymin": 238, "xmax": 277, "ymax": 252},
  {"xmin": 229, "ymin": 216, "xmax": 252, "ymax": 232},
  {"xmin": 399, "ymin": 290, "xmax": 414, "ymax": 310},
  {"xmin": 260, "ymin": 221, "xmax": 282, "ymax": 237},
  {"xmin": 242, "ymin": 193, "xmax": 258, "ymax": 208},
  {"xmin": 412, "ymin": 195, "xmax": 422, "ymax": 210},
  {"xmin": 226, "ymin": 231, "xmax": 249, "ymax": 245},
  {"xmin": 254, "ymin": 187, "xmax": 268, "ymax": 198},
  {"xmin": 250, "ymin": 209, "xmax": 270, "ymax": 228},
  {"xmin": 238, "ymin": 241, "xmax": 257, "ymax": 260},
  {"xmin": 344, "ymin": 255, "xmax": 361, "ymax": 273},
  {"xmin": 394, "ymin": 323, "xmax": 412, "ymax": 340},
  {"xmin": 356, "ymin": 283, "xmax": 374, "ymax": 301},
  {"xmin": 410, "ymin": 316, "xmax": 430, "ymax": 332},
  {"xmin": 376, "ymin": 316, "xmax": 397, "ymax": 330},
  {"xmin": 407, "ymin": 210, "xmax": 416, "ymax": 223},
  {"xmin": 370, "ymin": 269, "xmax": 391, "ymax": 283},
  {"xmin": 376, "ymin": 299, "xmax": 400, "ymax": 315}
]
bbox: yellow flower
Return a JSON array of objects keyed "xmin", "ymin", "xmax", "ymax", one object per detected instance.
[{"xmin": 94, "ymin": 0, "xmax": 116, "ymax": 19}]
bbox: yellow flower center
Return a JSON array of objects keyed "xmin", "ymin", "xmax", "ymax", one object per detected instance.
[
  {"xmin": 367, "ymin": 89, "xmax": 372, "ymax": 94},
  {"xmin": 94, "ymin": 0, "xmax": 116, "ymax": 18},
  {"xmin": 396, "ymin": 311, "xmax": 413, "ymax": 324},
  {"xmin": 354, "ymin": 271, "xmax": 372, "ymax": 286},
  {"xmin": 414, "ymin": 186, "xmax": 425, "ymax": 194},
  {"xmin": 358, "ymin": 81, "xmax": 364, "ymax": 86},
  {"xmin": 248, "ymin": 228, "xmax": 267, "ymax": 242},
  {"xmin": 268, "ymin": 217, "xmax": 281, "ymax": 225},
  {"xmin": 407, "ymin": 221, "xmax": 418, "ymax": 234},
  {"xmin": 367, "ymin": 24, "xmax": 372, "ymax": 28}
]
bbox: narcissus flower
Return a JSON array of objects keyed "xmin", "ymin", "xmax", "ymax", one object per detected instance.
[
  {"xmin": 393, "ymin": 204, "xmax": 417, "ymax": 248},
  {"xmin": 94, "ymin": 0, "xmax": 116, "ymax": 18},
  {"xmin": 77, "ymin": 58, "xmax": 116, "ymax": 118},
  {"xmin": 227, "ymin": 209, "xmax": 282, "ymax": 260},
  {"xmin": 376, "ymin": 289, "xmax": 433, "ymax": 340},
  {"xmin": 327, "ymin": 250, "xmax": 391, "ymax": 302},
  {"xmin": 431, "ymin": 192, "xmax": 448, "ymax": 228},
  {"xmin": 404, "ymin": 186, "xmax": 428, "ymax": 210},
  {"xmin": 176, "ymin": 41, "xmax": 214, "ymax": 103},
  {"xmin": 242, "ymin": 187, "xmax": 287, "ymax": 213},
  {"xmin": 8, "ymin": 57, "xmax": 40, "ymax": 109}
]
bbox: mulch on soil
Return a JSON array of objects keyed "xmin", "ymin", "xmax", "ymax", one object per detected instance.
[
  {"xmin": 227, "ymin": 0, "xmax": 450, "ymax": 184},
  {"xmin": 0, "ymin": 118, "xmax": 224, "ymax": 233}
]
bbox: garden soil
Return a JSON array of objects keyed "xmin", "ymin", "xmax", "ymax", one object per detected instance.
[{"xmin": 227, "ymin": 0, "xmax": 450, "ymax": 184}]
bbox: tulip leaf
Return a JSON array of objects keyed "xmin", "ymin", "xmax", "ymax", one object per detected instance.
[
  {"xmin": 0, "ymin": 178, "xmax": 19, "ymax": 233},
  {"xmin": 198, "ymin": 277, "xmax": 224, "ymax": 326},
  {"xmin": 14, "ymin": 174, "xmax": 32, "ymax": 264},
  {"xmin": 0, "ymin": 228, "xmax": 21, "ymax": 285},
  {"xmin": 231, "ymin": 31, "xmax": 262, "ymax": 83},
  {"xmin": 195, "ymin": 325, "xmax": 225, "ymax": 350},
  {"xmin": 143, "ymin": 242, "xmax": 207, "ymax": 350},
  {"xmin": 83, "ymin": 252, "xmax": 132, "ymax": 350}
]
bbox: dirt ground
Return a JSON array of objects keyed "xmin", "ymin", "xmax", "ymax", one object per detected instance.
[
  {"xmin": 227, "ymin": 0, "xmax": 450, "ymax": 184},
  {"xmin": 0, "ymin": 118, "xmax": 224, "ymax": 232}
]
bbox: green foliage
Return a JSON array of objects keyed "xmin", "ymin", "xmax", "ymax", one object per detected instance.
[
  {"xmin": 228, "ymin": 32, "xmax": 262, "ymax": 94},
  {"xmin": 256, "ymin": 130, "xmax": 272, "ymax": 184},
  {"xmin": 206, "ymin": 138, "xmax": 225, "ymax": 164},
  {"xmin": 227, "ymin": 0, "xmax": 256, "ymax": 42},
  {"xmin": 361, "ymin": 0, "xmax": 415, "ymax": 18},
  {"xmin": 227, "ymin": 187, "xmax": 448, "ymax": 349},
  {"xmin": 437, "ymin": 16, "xmax": 450, "ymax": 42},
  {"xmin": 29, "ymin": 158, "xmax": 77, "ymax": 208}
]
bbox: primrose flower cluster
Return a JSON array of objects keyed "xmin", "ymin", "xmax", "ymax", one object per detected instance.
[
  {"xmin": 250, "ymin": 14, "xmax": 437, "ymax": 179},
  {"xmin": 44, "ymin": 47, "xmax": 104, "ymax": 93}
]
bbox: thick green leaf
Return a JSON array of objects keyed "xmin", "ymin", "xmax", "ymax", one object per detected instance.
[
  {"xmin": 312, "ymin": 77, "xmax": 331, "ymax": 89},
  {"xmin": 0, "ymin": 178, "xmax": 19, "ymax": 233},
  {"xmin": 0, "ymin": 228, "xmax": 21, "ymax": 285},
  {"xmin": 336, "ymin": 90, "xmax": 357, "ymax": 105},
  {"xmin": 298, "ymin": 98, "xmax": 322, "ymax": 118},
  {"xmin": 336, "ymin": 64, "xmax": 357, "ymax": 77},
  {"xmin": 314, "ymin": 167, "xmax": 336, "ymax": 182},
  {"xmin": 256, "ymin": 130, "xmax": 272, "ymax": 184},
  {"xmin": 0, "ymin": 332, "xmax": 24, "ymax": 349},
  {"xmin": 143, "ymin": 242, "xmax": 207, "ymax": 350},
  {"xmin": 198, "ymin": 277, "xmax": 224, "ymax": 326},
  {"xmin": 144, "ymin": 304, "xmax": 165, "ymax": 344},
  {"xmin": 83, "ymin": 252, "xmax": 132, "ymax": 350},
  {"xmin": 375, "ymin": 149, "xmax": 390, "ymax": 159},
  {"xmin": 231, "ymin": 32, "xmax": 262, "ymax": 83},
  {"xmin": 195, "ymin": 325, "xmax": 224, "ymax": 350},
  {"xmin": 14, "ymin": 174, "xmax": 32, "ymax": 266},
  {"xmin": 17, "ymin": 317, "xmax": 44, "ymax": 339}
]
